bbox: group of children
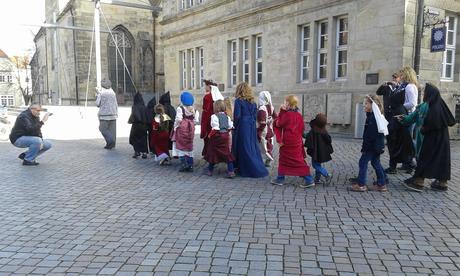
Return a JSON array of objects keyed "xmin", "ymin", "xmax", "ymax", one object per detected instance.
[{"xmin": 127, "ymin": 79, "xmax": 413, "ymax": 192}]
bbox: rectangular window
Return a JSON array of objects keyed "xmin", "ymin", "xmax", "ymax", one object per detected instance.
[
  {"xmin": 180, "ymin": 0, "xmax": 186, "ymax": 9},
  {"xmin": 7, "ymin": 75, "xmax": 12, "ymax": 83},
  {"xmin": 300, "ymin": 24, "xmax": 310, "ymax": 82},
  {"xmin": 0, "ymin": 96, "xmax": 14, "ymax": 106},
  {"xmin": 255, "ymin": 35, "xmax": 262, "ymax": 84},
  {"xmin": 442, "ymin": 16, "xmax": 457, "ymax": 80},
  {"xmin": 230, "ymin": 40, "xmax": 237, "ymax": 87},
  {"xmin": 317, "ymin": 20, "xmax": 328, "ymax": 80},
  {"xmin": 0, "ymin": 74, "xmax": 5, "ymax": 83},
  {"xmin": 242, "ymin": 38, "xmax": 249, "ymax": 83},
  {"xmin": 198, "ymin": 47, "xmax": 204, "ymax": 88},
  {"xmin": 336, "ymin": 17, "xmax": 348, "ymax": 79},
  {"xmin": 7, "ymin": 96, "xmax": 14, "ymax": 106},
  {"xmin": 190, "ymin": 49, "xmax": 196, "ymax": 89},
  {"xmin": 181, "ymin": 51, "xmax": 187, "ymax": 89},
  {"xmin": 189, "ymin": 0, "xmax": 194, "ymax": 7}
]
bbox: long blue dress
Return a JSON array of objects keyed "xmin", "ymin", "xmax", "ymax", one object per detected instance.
[{"xmin": 232, "ymin": 98, "xmax": 269, "ymax": 178}]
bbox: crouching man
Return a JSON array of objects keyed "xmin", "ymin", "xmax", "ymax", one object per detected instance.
[{"xmin": 9, "ymin": 103, "xmax": 52, "ymax": 165}]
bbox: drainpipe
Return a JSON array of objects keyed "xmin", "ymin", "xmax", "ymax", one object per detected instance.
[
  {"xmin": 70, "ymin": 7, "xmax": 79, "ymax": 105},
  {"xmin": 413, "ymin": 0, "xmax": 424, "ymax": 103},
  {"xmin": 152, "ymin": 12, "xmax": 157, "ymax": 100}
]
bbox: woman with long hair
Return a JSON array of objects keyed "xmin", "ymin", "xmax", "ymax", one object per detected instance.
[{"xmin": 232, "ymin": 82, "xmax": 268, "ymax": 178}]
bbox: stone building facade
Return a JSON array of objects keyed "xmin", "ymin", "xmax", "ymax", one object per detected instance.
[
  {"xmin": 0, "ymin": 49, "xmax": 25, "ymax": 107},
  {"xmin": 160, "ymin": 0, "xmax": 460, "ymax": 137},
  {"xmin": 32, "ymin": 0, "xmax": 163, "ymax": 106}
]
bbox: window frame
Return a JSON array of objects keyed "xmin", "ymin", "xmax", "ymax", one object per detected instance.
[
  {"xmin": 335, "ymin": 16, "xmax": 348, "ymax": 80},
  {"xmin": 317, "ymin": 20, "xmax": 328, "ymax": 81},
  {"xmin": 242, "ymin": 38, "xmax": 250, "ymax": 84},
  {"xmin": 255, "ymin": 35, "xmax": 263, "ymax": 85},
  {"xmin": 441, "ymin": 15, "xmax": 457, "ymax": 81},
  {"xmin": 230, "ymin": 40, "xmax": 238, "ymax": 87},
  {"xmin": 190, "ymin": 48, "xmax": 196, "ymax": 89},
  {"xmin": 198, "ymin": 47, "xmax": 204, "ymax": 88},
  {"xmin": 181, "ymin": 50, "xmax": 188, "ymax": 89},
  {"xmin": 300, "ymin": 24, "xmax": 310, "ymax": 83}
]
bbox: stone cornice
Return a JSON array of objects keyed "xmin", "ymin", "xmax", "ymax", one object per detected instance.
[
  {"xmin": 160, "ymin": 0, "xmax": 354, "ymax": 41},
  {"xmin": 159, "ymin": 0, "xmax": 234, "ymax": 25}
]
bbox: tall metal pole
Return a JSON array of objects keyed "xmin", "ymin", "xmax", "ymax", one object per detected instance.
[
  {"xmin": 95, "ymin": 0, "xmax": 102, "ymax": 90},
  {"xmin": 413, "ymin": 0, "xmax": 424, "ymax": 103}
]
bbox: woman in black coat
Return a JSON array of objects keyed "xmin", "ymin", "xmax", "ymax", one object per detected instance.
[
  {"xmin": 385, "ymin": 82, "xmax": 415, "ymax": 174},
  {"xmin": 129, "ymin": 93, "xmax": 149, "ymax": 158},
  {"xmin": 404, "ymin": 83, "xmax": 456, "ymax": 192}
]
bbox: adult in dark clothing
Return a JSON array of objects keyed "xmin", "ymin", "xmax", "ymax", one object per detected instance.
[
  {"xmin": 146, "ymin": 96, "xmax": 157, "ymax": 154},
  {"xmin": 159, "ymin": 91, "xmax": 176, "ymax": 150},
  {"xmin": 129, "ymin": 93, "xmax": 149, "ymax": 159},
  {"xmin": 9, "ymin": 104, "xmax": 52, "ymax": 165},
  {"xmin": 376, "ymin": 72, "xmax": 400, "ymax": 121},
  {"xmin": 385, "ymin": 82, "xmax": 415, "ymax": 174},
  {"xmin": 404, "ymin": 83, "xmax": 456, "ymax": 192}
]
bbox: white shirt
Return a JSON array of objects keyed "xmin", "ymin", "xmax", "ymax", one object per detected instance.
[
  {"xmin": 210, "ymin": 113, "xmax": 234, "ymax": 130},
  {"xmin": 404, "ymin": 83, "xmax": 418, "ymax": 113}
]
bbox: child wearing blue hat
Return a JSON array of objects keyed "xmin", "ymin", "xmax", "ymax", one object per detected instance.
[{"xmin": 171, "ymin": 91, "xmax": 198, "ymax": 172}]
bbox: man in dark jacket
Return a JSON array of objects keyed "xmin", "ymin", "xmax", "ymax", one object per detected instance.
[{"xmin": 9, "ymin": 104, "xmax": 52, "ymax": 165}]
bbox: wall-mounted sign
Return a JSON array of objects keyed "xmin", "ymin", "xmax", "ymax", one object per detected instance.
[
  {"xmin": 431, "ymin": 27, "xmax": 446, "ymax": 52},
  {"xmin": 366, "ymin": 73, "xmax": 379, "ymax": 85}
]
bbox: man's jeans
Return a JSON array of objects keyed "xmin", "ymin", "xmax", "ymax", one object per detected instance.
[
  {"xmin": 99, "ymin": 120, "xmax": 116, "ymax": 147},
  {"xmin": 14, "ymin": 136, "xmax": 52, "ymax": 162},
  {"xmin": 358, "ymin": 151, "xmax": 386, "ymax": 186}
]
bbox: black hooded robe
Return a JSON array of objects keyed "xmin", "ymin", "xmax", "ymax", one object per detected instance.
[
  {"xmin": 414, "ymin": 84, "xmax": 456, "ymax": 181},
  {"xmin": 129, "ymin": 93, "xmax": 149, "ymax": 153},
  {"xmin": 146, "ymin": 96, "xmax": 157, "ymax": 153}
]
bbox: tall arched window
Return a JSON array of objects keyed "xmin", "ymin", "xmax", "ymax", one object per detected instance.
[{"xmin": 108, "ymin": 26, "xmax": 134, "ymax": 98}]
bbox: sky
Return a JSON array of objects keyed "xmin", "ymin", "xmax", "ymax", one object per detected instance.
[{"xmin": 0, "ymin": 0, "xmax": 45, "ymax": 58}]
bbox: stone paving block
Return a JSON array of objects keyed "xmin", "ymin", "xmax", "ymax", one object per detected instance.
[{"xmin": 0, "ymin": 137, "xmax": 460, "ymax": 275}]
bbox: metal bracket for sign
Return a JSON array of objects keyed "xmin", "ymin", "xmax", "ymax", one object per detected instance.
[{"xmin": 422, "ymin": 7, "xmax": 447, "ymax": 33}]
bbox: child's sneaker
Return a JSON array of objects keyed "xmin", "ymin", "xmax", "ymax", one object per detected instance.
[
  {"xmin": 226, "ymin": 171, "xmax": 236, "ymax": 179},
  {"xmin": 270, "ymin": 178, "xmax": 285, "ymax": 186},
  {"xmin": 349, "ymin": 183, "xmax": 368, "ymax": 192},
  {"xmin": 300, "ymin": 182, "xmax": 316, "ymax": 188},
  {"xmin": 324, "ymin": 174, "xmax": 333, "ymax": 184},
  {"xmin": 264, "ymin": 159, "xmax": 272, "ymax": 167},
  {"xmin": 373, "ymin": 184, "xmax": 388, "ymax": 192}
]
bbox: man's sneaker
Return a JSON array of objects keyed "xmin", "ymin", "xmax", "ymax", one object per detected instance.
[
  {"xmin": 384, "ymin": 167, "xmax": 397, "ymax": 174},
  {"xmin": 141, "ymin": 153, "xmax": 148, "ymax": 159},
  {"xmin": 18, "ymin": 152, "xmax": 26, "ymax": 160},
  {"xmin": 404, "ymin": 177, "xmax": 414, "ymax": 184},
  {"xmin": 132, "ymin": 152, "xmax": 140, "ymax": 158},
  {"xmin": 226, "ymin": 171, "xmax": 236, "ymax": 179},
  {"xmin": 403, "ymin": 181, "xmax": 424, "ymax": 192},
  {"xmin": 270, "ymin": 178, "xmax": 285, "ymax": 186},
  {"xmin": 300, "ymin": 182, "xmax": 316, "ymax": 188},
  {"xmin": 23, "ymin": 160, "xmax": 39, "ymax": 166}
]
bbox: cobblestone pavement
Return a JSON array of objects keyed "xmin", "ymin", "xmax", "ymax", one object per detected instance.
[{"xmin": 1, "ymin": 136, "xmax": 460, "ymax": 276}]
